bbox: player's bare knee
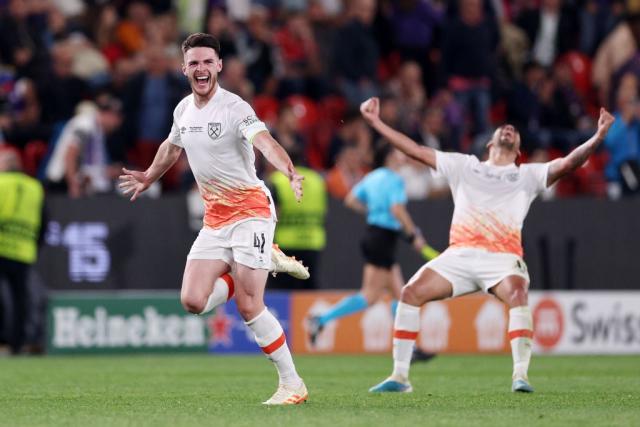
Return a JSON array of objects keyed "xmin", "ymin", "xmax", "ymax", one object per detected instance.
[
  {"xmin": 508, "ymin": 285, "xmax": 528, "ymax": 307},
  {"xmin": 181, "ymin": 295, "xmax": 204, "ymax": 314},
  {"xmin": 236, "ymin": 298, "xmax": 260, "ymax": 320},
  {"xmin": 400, "ymin": 285, "xmax": 420, "ymax": 306}
]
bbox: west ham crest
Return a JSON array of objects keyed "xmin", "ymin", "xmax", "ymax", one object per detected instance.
[{"xmin": 208, "ymin": 122, "xmax": 222, "ymax": 139}]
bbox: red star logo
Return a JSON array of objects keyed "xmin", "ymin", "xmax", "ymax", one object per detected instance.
[{"xmin": 208, "ymin": 307, "xmax": 233, "ymax": 347}]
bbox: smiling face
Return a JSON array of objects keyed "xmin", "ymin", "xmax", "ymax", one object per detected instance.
[{"xmin": 182, "ymin": 46, "xmax": 223, "ymax": 101}]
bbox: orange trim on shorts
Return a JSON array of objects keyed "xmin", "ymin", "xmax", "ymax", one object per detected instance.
[
  {"xmin": 508, "ymin": 329, "xmax": 533, "ymax": 340},
  {"xmin": 220, "ymin": 273, "xmax": 234, "ymax": 300},
  {"xmin": 393, "ymin": 330, "xmax": 418, "ymax": 340},
  {"xmin": 261, "ymin": 332, "xmax": 286, "ymax": 354}
]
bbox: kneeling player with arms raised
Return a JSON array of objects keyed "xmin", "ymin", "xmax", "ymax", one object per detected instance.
[{"xmin": 359, "ymin": 97, "xmax": 614, "ymax": 393}]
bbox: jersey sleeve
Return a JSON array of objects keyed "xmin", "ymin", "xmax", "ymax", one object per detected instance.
[
  {"xmin": 435, "ymin": 151, "xmax": 469, "ymax": 185},
  {"xmin": 232, "ymin": 100, "xmax": 268, "ymax": 143},
  {"xmin": 168, "ymin": 121, "xmax": 182, "ymax": 147},
  {"xmin": 521, "ymin": 162, "xmax": 550, "ymax": 194},
  {"xmin": 168, "ymin": 98, "xmax": 188, "ymax": 147}
]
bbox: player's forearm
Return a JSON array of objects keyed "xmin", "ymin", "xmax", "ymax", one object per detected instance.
[
  {"xmin": 370, "ymin": 118, "xmax": 435, "ymax": 167},
  {"xmin": 547, "ymin": 134, "xmax": 603, "ymax": 186},
  {"xmin": 63, "ymin": 144, "xmax": 81, "ymax": 196},
  {"xmin": 565, "ymin": 134, "xmax": 602, "ymax": 171},
  {"xmin": 144, "ymin": 140, "xmax": 182, "ymax": 183},
  {"xmin": 259, "ymin": 134, "xmax": 297, "ymax": 179}
]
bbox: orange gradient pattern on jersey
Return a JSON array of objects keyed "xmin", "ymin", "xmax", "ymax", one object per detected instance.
[
  {"xmin": 449, "ymin": 209, "xmax": 522, "ymax": 256},
  {"xmin": 200, "ymin": 181, "xmax": 271, "ymax": 229}
]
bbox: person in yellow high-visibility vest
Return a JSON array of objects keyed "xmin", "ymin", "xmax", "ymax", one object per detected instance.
[
  {"xmin": 268, "ymin": 150, "xmax": 327, "ymax": 290},
  {"xmin": 0, "ymin": 147, "xmax": 45, "ymax": 355}
]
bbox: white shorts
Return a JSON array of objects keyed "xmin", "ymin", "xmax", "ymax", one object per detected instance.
[
  {"xmin": 424, "ymin": 247, "xmax": 530, "ymax": 297},
  {"xmin": 187, "ymin": 218, "xmax": 274, "ymax": 270}
]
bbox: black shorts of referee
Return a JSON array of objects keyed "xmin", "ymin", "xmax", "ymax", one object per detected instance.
[{"xmin": 360, "ymin": 225, "xmax": 400, "ymax": 269}]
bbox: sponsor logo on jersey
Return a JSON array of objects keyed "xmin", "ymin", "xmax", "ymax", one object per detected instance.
[
  {"xmin": 505, "ymin": 172, "xmax": 519, "ymax": 182},
  {"xmin": 241, "ymin": 115, "xmax": 259, "ymax": 128},
  {"xmin": 208, "ymin": 122, "xmax": 222, "ymax": 139}
]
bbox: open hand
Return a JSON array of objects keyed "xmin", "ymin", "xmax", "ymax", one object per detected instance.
[
  {"xmin": 118, "ymin": 168, "xmax": 151, "ymax": 202},
  {"xmin": 289, "ymin": 171, "xmax": 304, "ymax": 202}
]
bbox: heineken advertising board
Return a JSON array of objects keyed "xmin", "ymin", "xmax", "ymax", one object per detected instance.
[{"xmin": 47, "ymin": 292, "xmax": 209, "ymax": 354}]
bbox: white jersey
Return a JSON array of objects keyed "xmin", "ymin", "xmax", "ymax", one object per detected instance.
[
  {"xmin": 168, "ymin": 86, "xmax": 271, "ymax": 229},
  {"xmin": 435, "ymin": 151, "xmax": 549, "ymax": 257}
]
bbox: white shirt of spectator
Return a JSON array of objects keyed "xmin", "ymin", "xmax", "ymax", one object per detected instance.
[
  {"xmin": 46, "ymin": 108, "xmax": 111, "ymax": 193},
  {"xmin": 168, "ymin": 85, "xmax": 272, "ymax": 229},
  {"xmin": 435, "ymin": 151, "xmax": 549, "ymax": 257},
  {"xmin": 533, "ymin": 10, "xmax": 559, "ymax": 67}
]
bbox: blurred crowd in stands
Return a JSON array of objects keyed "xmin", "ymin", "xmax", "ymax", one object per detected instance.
[{"xmin": 2, "ymin": 0, "xmax": 640, "ymax": 200}]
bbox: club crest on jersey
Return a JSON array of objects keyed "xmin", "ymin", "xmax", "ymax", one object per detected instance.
[{"xmin": 208, "ymin": 122, "xmax": 222, "ymax": 140}]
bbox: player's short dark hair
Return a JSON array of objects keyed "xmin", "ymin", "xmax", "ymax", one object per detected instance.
[{"xmin": 181, "ymin": 33, "xmax": 221, "ymax": 57}]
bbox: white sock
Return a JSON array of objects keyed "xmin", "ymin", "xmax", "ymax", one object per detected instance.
[
  {"xmin": 391, "ymin": 302, "xmax": 420, "ymax": 380},
  {"xmin": 508, "ymin": 306, "xmax": 533, "ymax": 380},
  {"xmin": 199, "ymin": 274, "xmax": 234, "ymax": 315},
  {"xmin": 246, "ymin": 307, "xmax": 301, "ymax": 387}
]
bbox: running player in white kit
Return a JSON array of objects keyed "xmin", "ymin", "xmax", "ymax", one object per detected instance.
[
  {"xmin": 359, "ymin": 97, "xmax": 614, "ymax": 394},
  {"xmin": 119, "ymin": 33, "xmax": 307, "ymax": 405}
]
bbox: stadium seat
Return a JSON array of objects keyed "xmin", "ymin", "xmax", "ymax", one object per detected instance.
[
  {"xmin": 22, "ymin": 140, "xmax": 48, "ymax": 177},
  {"xmin": 319, "ymin": 95, "xmax": 347, "ymax": 126},
  {"xmin": 252, "ymin": 95, "xmax": 280, "ymax": 128},
  {"xmin": 285, "ymin": 95, "xmax": 319, "ymax": 132},
  {"xmin": 557, "ymin": 51, "xmax": 592, "ymax": 100}
]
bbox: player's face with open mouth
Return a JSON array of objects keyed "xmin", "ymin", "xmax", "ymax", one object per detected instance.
[
  {"xmin": 498, "ymin": 124, "xmax": 519, "ymax": 151},
  {"xmin": 183, "ymin": 47, "xmax": 222, "ymax": 98}
]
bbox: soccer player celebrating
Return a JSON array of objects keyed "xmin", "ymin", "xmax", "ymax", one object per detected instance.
[
  {"xmin": 360, "ymin": 97, "xmax": 614, "ymax": 393},
  {"xmin": 119, "ymin": 33, "xmax": 307, "ymax": 405}
]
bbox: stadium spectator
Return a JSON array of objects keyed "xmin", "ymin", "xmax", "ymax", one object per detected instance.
[
  {"xmin": 515, "ymin": 0, "xmax": 579, "ymax": 68},
  {"xmin": 115, "ymin": 0, "xmax": 151, "ymax": 55},
  {"xmin": 0, "ymin": 0, "xmax": 627, "ymax": 198},
  {"xmin": 592, "ymin": 13, "xmax": 640, "ymax": 107},
  {"xmin": 443, "ymin": 0, "xmax": 499, "ymax": 139},
  {"xmin": 0, "ymin": 147, "xmax": 44, "ymax": 355},
  {"xmin": 121, "ymin": 44, "xmax": 188, "ymax": 175},
  {"xmin": 604, "ymin": 73, "xmax": 640, "ymax": 197},
  {"xmin": 0, "ymin": 0, "xmax": 50, "ymax": 81},
  {"xmin": 275, "ymin": 12, "xmax": 326, "ymax": 99},
  {"xmin": 360, "ymin": 96, "xmax": 614, "ymax": 394},
  {"xmin": 332, "ymin": 0, "xmax": 379, "ymax": 106},
  {"xmin": 44, "ymin": 94, "xmax": 123, "ymax": 197},
  {"xmin": 386, "ymin": 61, "xmax": 427, "ymax": 135},
  {"xmin": 206, "ymin": 7, "xmax": 239, "ymax": 60},
  {"xmin": 219, "ymin": 56, "xmax": 254, "ymax": 101},
  {"xmin": 37, "ymin": 42, "xmax": 91, "ymax": 126},
  {"xmin": 506, "ymin": 60, "xmax": 547, "ymax": 152},
  {"xmin": 397, "ymin": 106, "xmax": 450, "ymax": 200},
  {"xmin": 235, "ymin": 5, "xmax": 277, "ymax": 94},
  {"xmin": 388, "ymin": 0, "xmax": 445, "ymax": 93},
  {"xmin": 0, "ymin": 78, "xmax": 51, "ymax": 151}
]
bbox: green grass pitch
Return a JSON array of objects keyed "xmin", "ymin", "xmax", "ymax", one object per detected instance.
[{"xmin": 1, "ymin": 354, "xmax": 638, "ymax": 426}]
